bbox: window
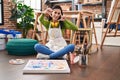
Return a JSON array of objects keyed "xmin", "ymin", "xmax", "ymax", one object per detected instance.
[
  {"xmin": 18, "ymin": 0, "xmax": 42, "ymax": 12},
  {"xmin": 0, "ymin": 0, "xmax": 3, "ymax": 25}
]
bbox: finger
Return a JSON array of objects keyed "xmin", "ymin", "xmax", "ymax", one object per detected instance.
[
  {"xmin": 48, "ymin": 13, "xmax": 52, "ymax": 17},
  {"xmin": 46, "ymin": 8, "xmax": 53, "ymax": 17},
  {"xmin": 47, "ymin": 8, "xmax": 53, "ymax": 12},
  {"xmin": 58, "ymin": 19, "xmax": 64, "ymax": 21},
  {"xmin": 62, "ymin": 16, "xmax": 66, "ymax": 19}
]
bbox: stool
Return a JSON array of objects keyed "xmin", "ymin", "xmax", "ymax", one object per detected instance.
[
  {"xmin": 72, "ymin": 28, "xmax": 92, "ymax": 45},
  {"xmin": 6, "ymin": 38, "xmax": 38, "ymax": 56}
]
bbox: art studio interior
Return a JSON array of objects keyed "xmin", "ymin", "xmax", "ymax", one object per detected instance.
[{"xmin": 0, "ymin": 0, "xmax": 120, "ymax": 80}]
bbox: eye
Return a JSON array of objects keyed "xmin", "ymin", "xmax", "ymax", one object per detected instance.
[
  {"xmin": 58, "ymin": 13, "xmax": 60, "ymax": 15},
  {"xmin": 54, "ymin": 12, "xmax": 57, "ymax": 14}
]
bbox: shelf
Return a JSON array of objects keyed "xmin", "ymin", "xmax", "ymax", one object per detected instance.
[
  {"xmin": 50, "ymin": 0, "xmax": 72, "ymax": 4},
  {"xmin": 82, "ymin": 2, "xmax": 102, "ymax": 6}
]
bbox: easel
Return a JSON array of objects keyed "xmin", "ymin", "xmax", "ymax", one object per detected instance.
[
  {"xmin": 100, "ymin": 0, "xmax": 120, "ymax": 48},
  {"xmin": 32, "ymin": 12, "xmax": 47, "ymax": 45},
  {"xmin": 68, "ymin": 10, "xmax": 98, "ymax": 50}
]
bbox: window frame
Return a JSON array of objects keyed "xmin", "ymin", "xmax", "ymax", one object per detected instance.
[{"xmin": 0, "ymin": 0, "xmax": 4, "ymax": 25}]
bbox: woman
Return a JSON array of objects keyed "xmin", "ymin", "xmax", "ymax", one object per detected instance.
[{"xmin": 34, "ymin": 5, "xmax": 78, "ymax": 59}]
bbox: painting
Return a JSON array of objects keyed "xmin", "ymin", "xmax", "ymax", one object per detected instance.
[
  {"xmin": 23, "ymin": 60, "xmax": 70, "ymax": 73},
  {"xmin": 107, "ymin": 0, "xmax": 120, "ymax": 23}
]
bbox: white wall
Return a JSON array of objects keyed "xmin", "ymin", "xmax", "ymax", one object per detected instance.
[{"xmin": 92, "ymin": 21, "xmax": 120, "ymax": 46}]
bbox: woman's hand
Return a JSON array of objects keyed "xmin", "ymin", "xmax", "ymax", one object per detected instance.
[
  {"xmin": 58, "ymin": 16, "xmax": 66, "ymax": 21},
  {"xmin": 43, "ymin": 8, "xmax": 53, "ymax": 17}
]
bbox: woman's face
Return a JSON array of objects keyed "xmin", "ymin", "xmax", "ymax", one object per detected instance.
[{"xmin": 51, "ymin": 9, "xmax": 61, "ymax": 22}]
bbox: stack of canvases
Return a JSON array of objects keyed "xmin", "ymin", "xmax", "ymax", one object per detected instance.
[{"xmin": 0, "ymin": 33, "xmax": 6, "ymax": 50}]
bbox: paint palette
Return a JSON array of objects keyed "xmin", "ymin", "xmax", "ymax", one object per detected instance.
[
  {"xmin": 23, "ymin": 60, "xmax": 70, "ymax": 73},
  {"xmin": 9, "ymin": 59, "xmax": 25, "ymax": 65}
]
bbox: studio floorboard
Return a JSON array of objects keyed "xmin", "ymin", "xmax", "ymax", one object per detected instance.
[{"xmin": 0, "ymin": 46, "xmax": 120, "ymax": 80}]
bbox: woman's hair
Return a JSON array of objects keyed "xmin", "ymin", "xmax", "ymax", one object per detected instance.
[{"xmin": 48, "ymin": 5, "xmax": 64, "ymax": 28}]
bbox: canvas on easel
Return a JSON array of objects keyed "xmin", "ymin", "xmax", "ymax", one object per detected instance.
[
  {"xmin": 107, "ymin": 0, "xmax": 120, "ymax": 23},
  {"xmin": 100, "ymin": 0, "xmax": 120, "ymax": 48}
]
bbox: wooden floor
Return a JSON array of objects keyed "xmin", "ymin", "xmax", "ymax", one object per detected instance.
[{"xmin": 0, "ymin": 46, "xmax": 120, "ymax": 80}]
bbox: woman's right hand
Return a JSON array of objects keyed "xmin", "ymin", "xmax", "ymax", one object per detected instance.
[{"xmin": 43, "ymin": 8, "xmax": 53, "ymax": 17}]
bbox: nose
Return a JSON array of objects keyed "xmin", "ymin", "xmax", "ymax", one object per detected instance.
[
  {"xmin": 55, "ymin": 13, "xmax": 59, "ymax": 17},
  {"xmin": 54, "ymin": 14, "xmax": 60, "ymax": 19}
]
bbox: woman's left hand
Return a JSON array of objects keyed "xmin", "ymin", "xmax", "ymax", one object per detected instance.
[{"xmin": 58, "ymin": 16, "xmax": 66, "ymax": 21}]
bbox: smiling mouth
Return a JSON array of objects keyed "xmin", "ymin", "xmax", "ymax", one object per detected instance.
[{"xmin": 54, "ymin": 17, "xmax": 58, "ymax": 19}]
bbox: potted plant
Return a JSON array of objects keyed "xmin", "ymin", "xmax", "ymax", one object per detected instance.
[{"xmin": 10, "ymin": 0, "xmax": 35, "ymax": 38}]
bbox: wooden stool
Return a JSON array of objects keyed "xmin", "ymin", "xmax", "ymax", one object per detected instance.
[
  {"xmin": 73, "ymin": 28, "xmax": 92, "ymax": 47},
  {"xmin": 72, "ymin": 10, "xmax": 98, "ymax": 50}
]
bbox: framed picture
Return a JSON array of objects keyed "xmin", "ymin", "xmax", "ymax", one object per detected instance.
[{"xmin": 0, "ymin": 0, "xmax": 4, "ymax": 25}]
